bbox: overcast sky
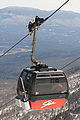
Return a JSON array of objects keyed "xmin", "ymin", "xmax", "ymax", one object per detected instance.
[{"xmin": 0, "ymin": 0, "xmax": 80, "ymax": 13}]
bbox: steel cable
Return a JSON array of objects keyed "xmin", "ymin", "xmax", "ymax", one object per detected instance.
[
  {"xmin": 0, "ymin": 96, "xmax": 17, "ymax": 109},
  {"xmin": 61, "ymin": 56, "xmax": 80, "ymax": 70},
  {"xmin": 0, "ymin": 0, "xmax": 69, "ymax": 59},
  {"xmin": 0, "ymin": 32, "xmax": 32, "ymax": 58}
]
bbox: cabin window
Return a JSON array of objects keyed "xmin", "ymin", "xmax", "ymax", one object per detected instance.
[
  {"xmin": 21, "ymin": 71, "xmax": 32, "ymax": 94},
  {"xmin": 21, "ymin": 71, "xmax": 27, "ymax": 81},
  {"xmin": 35, "ymin": 77, "xmax": 68, "ymax": 95}
]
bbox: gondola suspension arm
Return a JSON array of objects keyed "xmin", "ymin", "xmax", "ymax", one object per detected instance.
[
  {"xmin": 31, "ymin": 26, "xmax": 43, "ymax": 65},
  {"xmin": 0, "ymin": 0, "xmax": 69, "ymax": 59},
  {"xmin": 27, "ymin": 0, "xmax": 70, "ymax": 66}
]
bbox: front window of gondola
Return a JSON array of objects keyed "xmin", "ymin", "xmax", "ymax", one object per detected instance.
[{"xmin": 35, "ymin": 77, "xmax": 68, "ymax": 95}]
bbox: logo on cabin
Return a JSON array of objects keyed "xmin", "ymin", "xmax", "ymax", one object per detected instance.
[{"xmin": 41, "ymin": 100, "xmax": 56, "ymax": 109}]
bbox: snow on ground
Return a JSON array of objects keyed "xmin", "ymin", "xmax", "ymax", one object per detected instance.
[{"xmin": 0, "ymin": 67, "xmax": 80, "ymax": 120}]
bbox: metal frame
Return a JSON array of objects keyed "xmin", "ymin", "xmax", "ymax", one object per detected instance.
[{"xmin": 31, "ymin": 26, "xmax": 43, "ymax": 65}]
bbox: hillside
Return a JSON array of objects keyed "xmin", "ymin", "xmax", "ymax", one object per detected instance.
[
  {"xmin": 0, "ymin": 7, "xmax": 80, "ymax": 80},
  {"xmin": 0, "ymin": 7, "xmax": 80, "ymax": 119},
  {"xmin": 0, "ymin": 67, "xmax": 80, "ymax": 120}
]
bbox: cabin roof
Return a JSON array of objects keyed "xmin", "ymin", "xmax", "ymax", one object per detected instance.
[{"xmin": 24, "ymin": 67, "xmax": 63, "ymax": 74}]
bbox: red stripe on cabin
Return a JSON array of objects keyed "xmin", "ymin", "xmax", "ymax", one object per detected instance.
[{"xmin": 30, "ymin": 98, "xmax": 66, "ymax": 110}]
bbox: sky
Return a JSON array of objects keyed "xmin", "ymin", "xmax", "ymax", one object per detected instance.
[{"xmin": 0, "ymin": 0, "xmax": 80, "ymax": 13}]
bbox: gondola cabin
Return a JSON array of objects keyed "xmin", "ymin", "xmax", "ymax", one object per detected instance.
[{"xmin": 16, "ymin": 67, "xmax": 69, "ymax": 110}]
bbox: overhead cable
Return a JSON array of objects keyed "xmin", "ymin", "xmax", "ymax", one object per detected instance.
[
  {"xmin": 44, "ymin": 0, "xmax": 69, "ymax": 22},
  {"xmin": 0, "ymin": 32, "xmax": 32, "ymax": 58},
  {"xmin": 61, "ymin": 56, "xmax": 80, "ymax": 70},
  {"xmin": 0, "ymin": 96, "xmax": 17, "ymax": 109},
  {"xmin": 0, "ymin": 0, "xmax": 70, "ymax": 58}
]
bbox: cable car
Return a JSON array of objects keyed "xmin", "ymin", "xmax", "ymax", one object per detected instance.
[
  {"xmin": 16, "ymin": 66, "xmax": 69, "ymax": 110},
  {"xmin": 0, "ymin": 0, "xmax": 70, "ymax": 112},
  {"xmin": 16, "ymin": 16, "xmax": 69, "ymax": 110}
]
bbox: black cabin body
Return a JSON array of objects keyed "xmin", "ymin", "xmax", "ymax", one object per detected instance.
[{"xmin": 17, "ymin": 66, "xmax": 69, "ymax": 110}]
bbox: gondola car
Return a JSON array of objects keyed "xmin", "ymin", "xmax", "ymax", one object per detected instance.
[
  {"xmin": 16, "ymin": 66, "xmax": 69, "ymax": 110},
  {"xmin": 16, "ymin": 7, "xmax": 69, "ymax": 110}
]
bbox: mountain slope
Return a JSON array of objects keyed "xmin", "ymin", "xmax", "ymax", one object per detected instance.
[
  {"xmin": 0, "ymin": 7, "xmax": 80, "ymax": 79},
  {"xmin": 0, "ymin": 66, "xmax": 80, "ymax": 120}
]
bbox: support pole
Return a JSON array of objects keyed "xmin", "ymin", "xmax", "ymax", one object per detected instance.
[{"xmin": 31, "ymin": 26, "xmax": 43, "ymax": 65}]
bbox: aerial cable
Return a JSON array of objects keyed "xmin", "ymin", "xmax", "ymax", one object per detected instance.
[
  {"xmin": 61, "ymin": 55, "xmax": 80, "ymax": 70},
  {"xmin": 27, "ymin": 0, "xmax": 70, "ymax": 32},
  {"xmin": 0, "ymin": 0, "xmax": 69, "ymax": 58},
  {"xmin": 0, "ymin": 32, "xmax": 32, "ymax": 58},
  {"xmin": 0, "ymin": 95, "xmax": 17, "ymax": 109},
  {"xmin": 44, "ymin": 0, "xmax": 70, "ymax": 22}
]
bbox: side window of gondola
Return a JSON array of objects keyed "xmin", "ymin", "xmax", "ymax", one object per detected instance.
[
  {"xmin": 21, "ymin": 70, "xmax": 32, "ymax": 94},
  {"xmin": 21, "ymin": 70, "xmax": 28, "ymax": 88},
  {"xmin": 21, "ymin": 70, "xmax": 32, "ymax": 83},
  {"xmin": 26, "ymin": 72, "xmax": 32, "ymax": 80},
  {"xmin": 26, "ymin": 72, "xmax": 32, "ymax": 85},
  {"xmin": 21, "ymin": 70, "xmax": 28, "ymax": 81}
]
